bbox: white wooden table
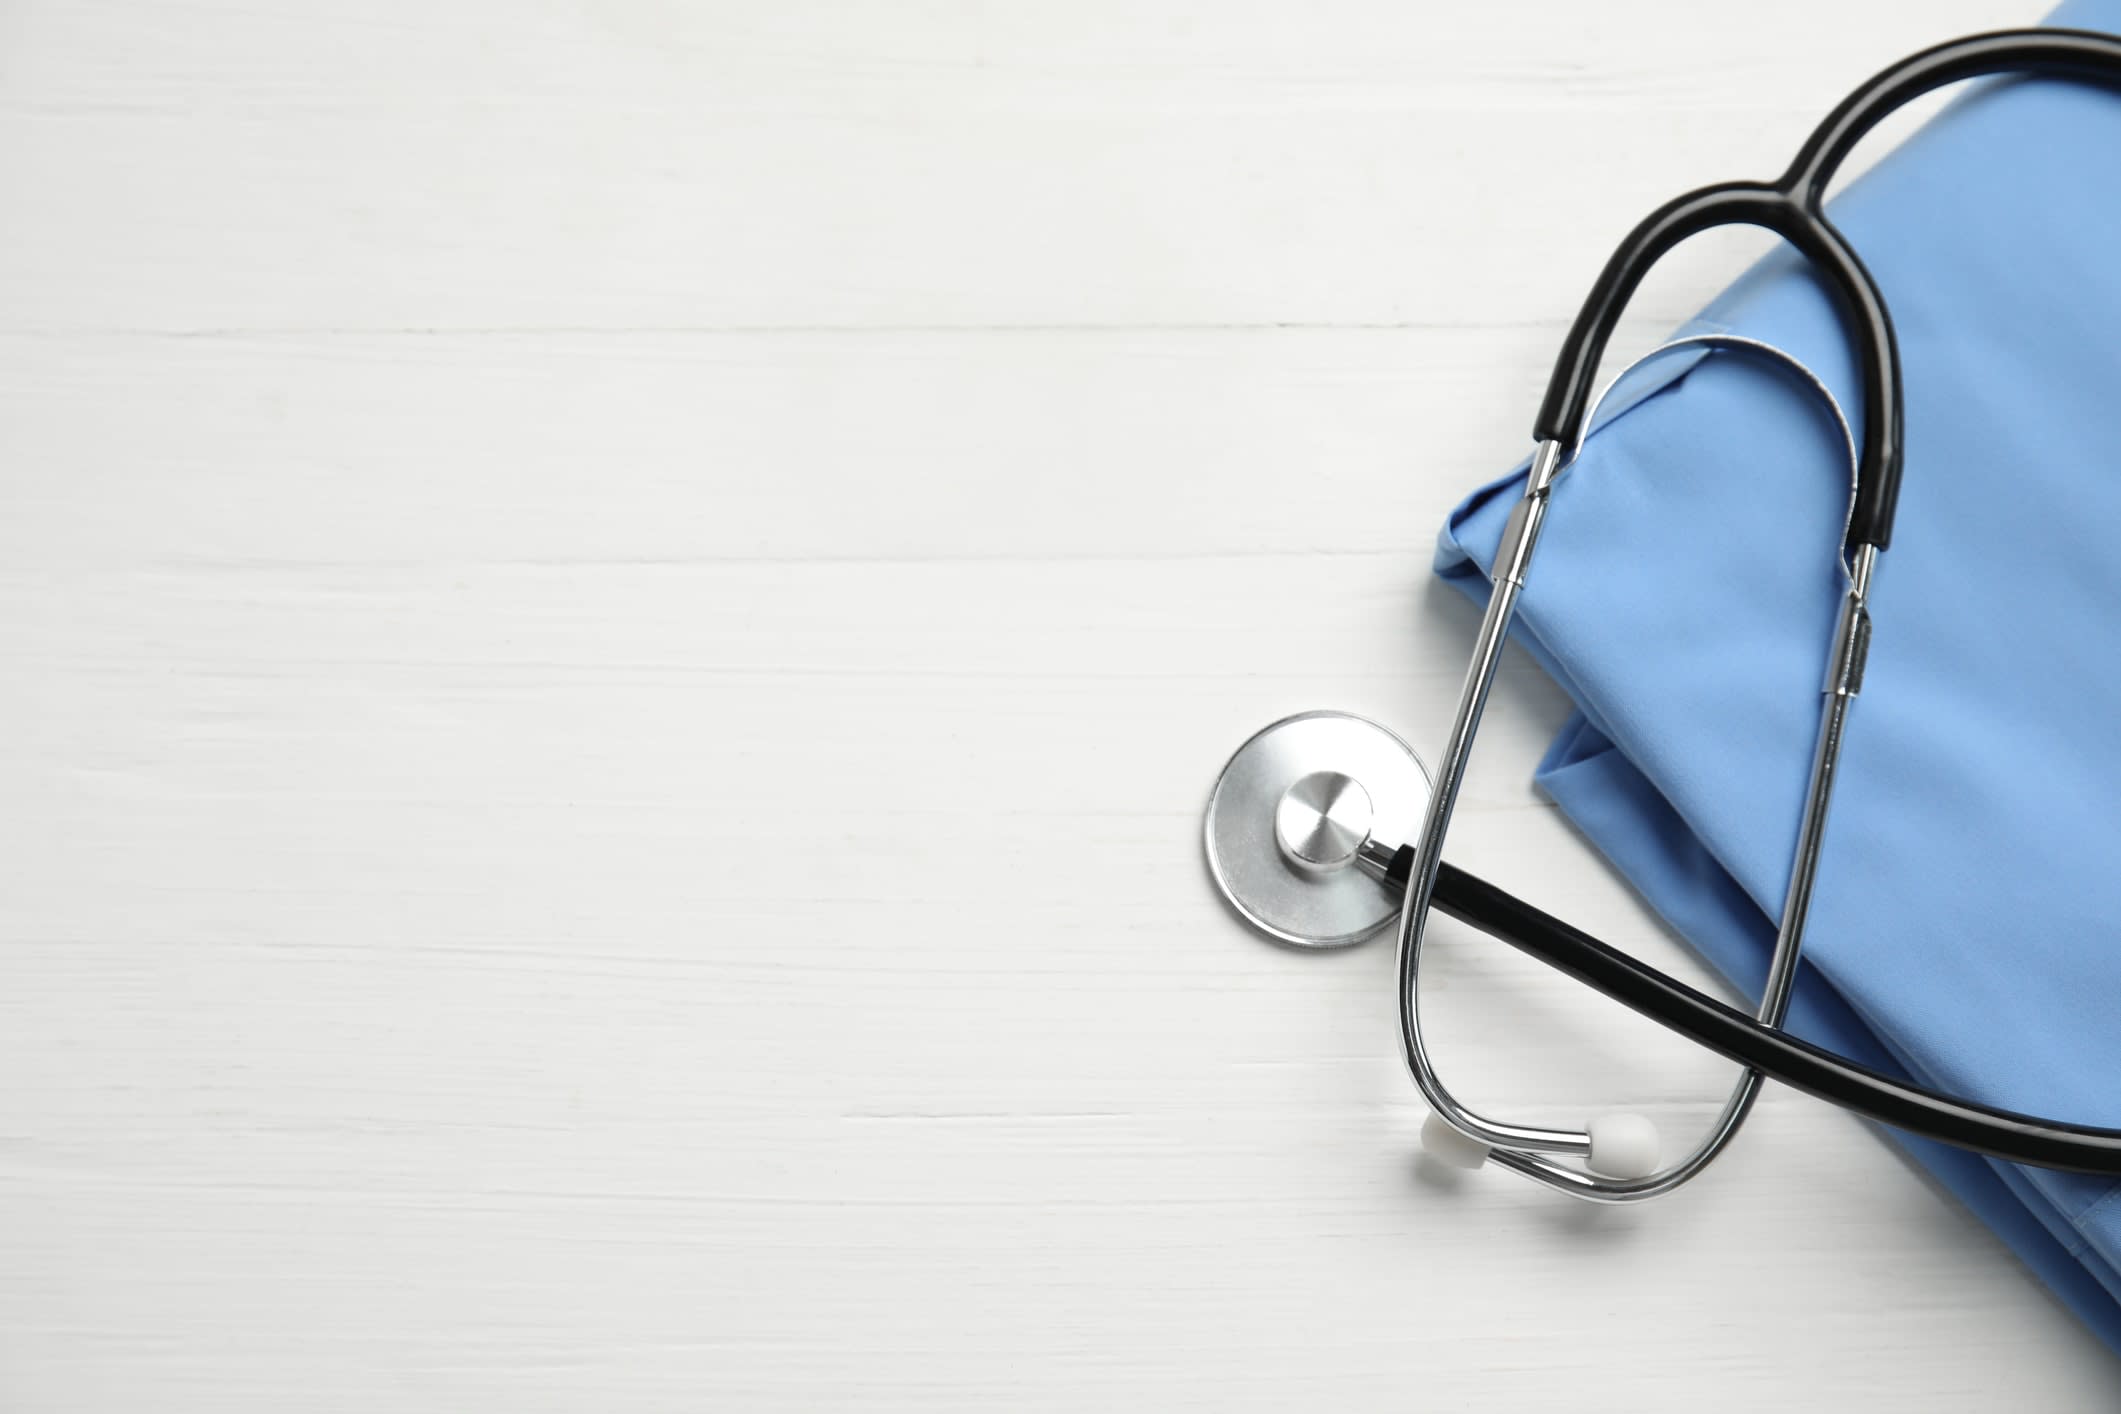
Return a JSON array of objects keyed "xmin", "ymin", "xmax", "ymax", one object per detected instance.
[{"xmin": 3, "ymin": 2, "xmax": 2116, "ymax": 1407}]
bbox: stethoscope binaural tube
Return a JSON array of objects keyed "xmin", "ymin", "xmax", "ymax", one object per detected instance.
[{"xmin": 1535, "ymin": 27, "xmax": 2121, "ymax": 555}]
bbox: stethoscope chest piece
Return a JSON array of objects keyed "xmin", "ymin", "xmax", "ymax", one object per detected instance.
[{"xmin": 1203, "ymin": 711, "xmax": 1431, "ymax": 948}]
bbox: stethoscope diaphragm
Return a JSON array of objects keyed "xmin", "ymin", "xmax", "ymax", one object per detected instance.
[{"xmin": 1202, "ymin": 710, "xmax": 1431, "ymax": 948}]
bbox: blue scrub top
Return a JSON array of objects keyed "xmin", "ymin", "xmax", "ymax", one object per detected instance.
[{"xmin": 1434, "ymin": 0, "xmax": 2121, "ymax": 1350}]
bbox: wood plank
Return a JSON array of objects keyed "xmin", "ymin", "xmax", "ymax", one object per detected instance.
[
  {"xmin": 0, "ymin": 1, "xmax": 2007, "ymax": 332},
  {"xmin": 7, "ymin": 0, "xmax": 2119, "ymax": 1405}
]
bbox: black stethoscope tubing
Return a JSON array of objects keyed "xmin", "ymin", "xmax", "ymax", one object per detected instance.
[
  {"xmin": 1422, "ymin": 858, "xmax": 2121, "ymax": 1175},
  {"xmin": 1538, "ymin": 28, "xmax": 2121, "ymax": 555}
]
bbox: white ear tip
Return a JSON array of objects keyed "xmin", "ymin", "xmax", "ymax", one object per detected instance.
[
  {"xmin": 1420, "ymin": 1110, "xmax": 1491, "ymax": 1170},
  {"xmin": 1586, "ymin": 1113, "xmax": 1660, "ymax": 1180}
]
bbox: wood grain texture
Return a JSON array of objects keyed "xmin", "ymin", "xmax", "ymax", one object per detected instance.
[{"xmin": 3, "ymin": 2, "xmax": 2118, "ymax": 1408}]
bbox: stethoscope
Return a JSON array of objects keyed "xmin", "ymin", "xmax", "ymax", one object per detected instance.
[{"xmin": 1201, "ymin": 29, "xmax": 2121, "ymax": 1201}]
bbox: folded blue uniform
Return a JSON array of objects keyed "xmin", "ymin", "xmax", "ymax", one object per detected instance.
[{"xmin": 1435, "ymin": 0, "xmax": 2121, "ymax": 1350}]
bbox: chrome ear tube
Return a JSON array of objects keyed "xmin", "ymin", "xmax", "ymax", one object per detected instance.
[{"xmin": 1394, "ymin": 339, "xmax": 1870, "ymax": 1199}]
